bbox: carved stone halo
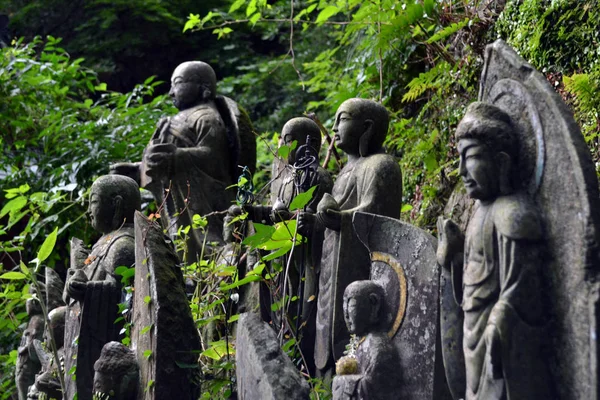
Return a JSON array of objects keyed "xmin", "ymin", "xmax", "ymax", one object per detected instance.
[
  {"xmin": 486, "ymin": 78, "xmax": 545, "ymax": 194},
  {"xmin": 370, "ymin": 251, "xmax": 408, "ymax": 338}
]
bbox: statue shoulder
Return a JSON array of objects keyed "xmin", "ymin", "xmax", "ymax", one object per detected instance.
[
  {"xmin": 185, "ymin": 103, "xmax": 224, "ymax": 126},
  {"xmin": 492, "ymin": 194, "xmax": 543, "ymax": 240},
  {"xmin": 362, "ymin": 153, "xmax": 401, "ymax": 172},
  {"xmin": 316, "ymin": 166, "xmax": 334, "ymax": 189}
]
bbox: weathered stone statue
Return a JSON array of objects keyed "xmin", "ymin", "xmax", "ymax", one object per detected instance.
[
  {"xmin": 111, "ymin": 61, "xmax": 256, "ymax": 263},
  {"xmin": 63, "ymin": 175, "xmax": 140, "ymax": 400},
  {"xmin": 93, "ymin": 341, "xmax": 139, "ymax": 400},
  {"xmin": 333, "ymin": 280, "xmax": 400, "ymax": 400},
  {"xmin": 230, "ymin": 117, "xmax": 333, "ymax": 368},
  {"xmin": 31, "ymin": 306, "xmax": 66, "ymax": 400},
  {"xmin": 15, "ymin": 296, "xmax": 44, "ymax": 400},
  {"xmin": 299, "ymin": 98, "xmax": 402, "ymax": 378},
  {"xmin": 437, "ymin": 102, "xmax": 552, "ymax": 399}
]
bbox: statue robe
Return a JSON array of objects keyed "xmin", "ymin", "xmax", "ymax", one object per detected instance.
[
  {"xmin": 457, "ymin": 194, "xmax": 553, "ymax": 400},
  {"xmin": 64, "ymin": 227, "xmax": 134, "ymax": 400},
  {"xmin": 142, "ymin": 102, "xmax": 234, "ymax": 262},
  {"xmin": 314, "ymin": 153, "xmax": 402, "ymax": 372}
]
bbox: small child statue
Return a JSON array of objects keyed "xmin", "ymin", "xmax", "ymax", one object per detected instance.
[{"xmin": 333, "ymin": 280, "xmax": 401, "ymax": 400}]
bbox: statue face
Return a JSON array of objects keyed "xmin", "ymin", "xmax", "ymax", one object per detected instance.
[
  {"xmin": 333, "ymin": 104, "xmax": 364, "ymax": 155},
  {"xmin": 458, "ymin": 138, "xmax": 500, "ymax": 201},
  {"xmin": 282, "ymin": 131, "xmax": 303, "ymax": 163},
  {"xmin": 169, "ymin": 72, "xmax": 201, "ymax": 110},
  {"xmin": 344, "ymin": 295, "xmax": 369, "ymax": 336},
  {"xmin": 88, "ymin": 190, "xmax": 113, "ymax": 233}
]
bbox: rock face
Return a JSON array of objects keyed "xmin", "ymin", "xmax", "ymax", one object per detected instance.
[
  {"xmin": 132, "ymin": 212, "xmax": 201, "ymax": 400},
  {"xmin": 352, "ymin": 212, "xmax": 451, "ymax": 400},
  {"xmin": 236, "ymin": 312, "xmax": 310, "ymax": 400}
]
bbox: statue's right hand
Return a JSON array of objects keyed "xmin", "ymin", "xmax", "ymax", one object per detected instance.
[
  {"xmin": 66, "ymin": 279, "xmax": 87, "ymax": 302},
  {"xmin": 436, "ymin": 217, "xmax": 464, "ymax": 269},
  {"xmin": 298, "ymin": 211, "xmax": 316, "ymax": 237}
]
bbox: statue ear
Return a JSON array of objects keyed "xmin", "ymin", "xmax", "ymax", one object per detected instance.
[
  {"xmin": 112, "ymin": 195, "xmax": 124, "ymax": 228},
  {"xmin": 359, "ymin": 119, "xmax": 374, "ymax": 157},
  {"xmin": 496, "ymin": 151, "xmax": 512, "ymax": 192},
  {"xmin": 201, "ymin": 86, "xmax": 213, "ymax": 101},
  {"xmin": 368, "ymin": 292, "xmax": 381, "ymax": 324}
]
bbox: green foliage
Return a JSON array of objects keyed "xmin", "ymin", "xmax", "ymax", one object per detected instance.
[
  {"xmin": 497, "ymin": 0, "xmax": 600, "ymax": 172},
  {"xmin": 0, "ymin": 37, "xmax": 174, "ymax": 398}
]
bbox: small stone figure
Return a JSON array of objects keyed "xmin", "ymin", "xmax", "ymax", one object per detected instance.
[
  {"xmin": 111, "ymin": 61, "xmax": 256, "ymax": 263},
  {"xmin": 31, "ymin": 306, "xmax": 67, "ymax": 400},
  {"xmin": 299, "ymin": 98, "xmax": 402, "ymax": 378},
  {"xmin": 437, "ymin": 102, "xmax": 552, "ymax": 400},
  {"xmin": 63, "ymin": 175, "xmax": 140, "ymax": 400},
  {"xmin": 15, "ymin": 297, "xmax": 44, "ymax": 400},
  {"xmin": 333, "ymin": 280, "xmax": 401, "ymax": 400},
  {"xmin": 93, "ymin": 341, "xmax": 139, "ymax": 400}
]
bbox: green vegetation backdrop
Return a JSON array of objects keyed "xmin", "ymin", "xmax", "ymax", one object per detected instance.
[{"xmin": 1, "ymin": 0, "xmax": 599, "ymax": 398}]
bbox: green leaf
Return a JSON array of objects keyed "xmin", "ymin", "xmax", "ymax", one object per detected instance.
[
  {"xmin": 316, "ymin": 6, "xmax": 339, "ymax": 25},
  {"xmin": 144, "ymin": 296, "xmax": 152, "ymax": 305},
  {"xmin": 277, "ymin": 140, "xmax": 297, "ymax": 159},
  {"xmin": 19, "ymin": 261, "xmax": 30, "ymax": 277},
  {"xmin": 0, "ymin": 272, "xmax": 27, "ymax": 280},
  {"xmin": 219, "ymin": 274, "xmax": 261, "ymax": 291},
  {"xmin": 227, "ymin": 314, "xmax": 240, "ymax": 323},
  {"xmin": 289, "ymin": 185, "xmax": 317, "ymax": 211},
  {"xmin": 115, "ymin": 266, "xmax": 135, "ymax": 284},
  {"xmin": 37, "ymin": 227, "xmax": 58, "ymax": 263},
  {"xmin": 202, "ymin": 340, "xmax": 235, "ymax": 360},
  {"xmin": 229, "ymin": 0, "xmax": 246, "ymax": 13},
  {"xmin": 141, "ymin": 324, "xmax": 153, "ymax": 335},
  {"xmin": 262, "ymin": 244, "xmax": 293, "ymax": 261},
  {"xmin": 183, "ymin": 14, "xmax": 201, "ymax": 32},
  {"xmin": 0, "ymin": 196, "xmax": 27, "ymax": 218},
  {"xmin": 94, "ymin": 83, "xmax": 107, "ymax": 91},
  {"xmin": 427, "ymin": 18, "xmax": 470, "ymax": 44},
  {"xmin": 401, "ymin": 204, "xmax": 414, "ymax": 213},
  {"xmin": 143, "ymin": 349, "xmax": 153, "ymax": 359},
  {"xmin": 246, "ymin": 0, "xmax": 257, "ymax": 17},
  {"xmin": 242, "ymin": 223, "xmax": 276, "ymax": 247}
]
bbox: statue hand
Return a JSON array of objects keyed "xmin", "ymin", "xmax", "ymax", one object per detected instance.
[
  {"xmin": 271, "ymin": 207, "xmax": 293, "ymax": 222},
  {"xmin": 484, "ymin": 325, "xmax": 502, "ymax": 380},
  {"xmin": 66, "ymin": 279, "xmax": 87, "ymax": 302},
  {"xmin": 436, "ymin": 217, "xmax": 464, "ymax": 269},
  {"xmin": 318, "ymin": 208, "xmax": 341, "ymax": 231},
  {"xmin": 144, "ymin": 143, "xmax": 177, "ymax": 176},
  {"xmin": 298, "ymin": 211, "xmax": 316, "ymax": 236}
]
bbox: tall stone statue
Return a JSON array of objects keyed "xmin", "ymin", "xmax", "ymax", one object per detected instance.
[
  {"xmin": 299, "ymin": 98, "xmax": 402, "ymax": 378},
  {"xmin": 437, "ymin": 102, "xmax": 552, "ymax": 399},
  {"xmin": 63, "ymin": 175, "xmax": 140, "ymax": 400},
  {"xmin": 333, "ymin": 280, "xmax": 401, "ymax": 400},
  {"xmin": 438, "ymin": 40, "xmax": 600, "ymax": 400},
  {"xmin": 15, "ymin": 295, "xmax": 44, "ymax": 400},
  {"xmin": 247, "ymin": 117, "xmax": 333, "ymax": 370},
  {"xmin": 111, "ymin": 61, "xmax": 256, "ymax": 263}
]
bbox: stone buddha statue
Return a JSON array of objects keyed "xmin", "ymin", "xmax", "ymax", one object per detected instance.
[
  {"xmin": 437, "ymin": 102, "xmax": 553, "ymax": 400},
  {"xmin": 111, "ymin": 61, "xmax": 255, "ymax": 264},
  {"xmin": 333, "ymin": 280, "xmax": 401, "ymax": 400},
  {"xmin": 63, "ymin": 175, "xmax": 140, "ymax": 400},
  {"xmin": 299, "ymin": 98, "xmax": 402, "ymax": 379}
]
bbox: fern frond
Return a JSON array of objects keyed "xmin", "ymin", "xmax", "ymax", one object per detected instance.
[{"xmin": 427, "ymin": 18, "xmax": 470, "ymax": 44}]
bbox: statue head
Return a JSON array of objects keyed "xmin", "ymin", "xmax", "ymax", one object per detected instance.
[
  {"xmin": 93, "ymin": 342, "xmax": 139, "ymax": 400},
  {"xmin": 169, "ymin": 61, "xmax": 217, "ymax": 110},
  {"xmin": 333, "ymin": 98, "xmax": 389, "ymax": 157},
  {"xmin": 45, "ymin": 306, "xmax": 66, "ymax": 349},
  {"xmin": 89, "ymin": 175, "xmax": 141, "ymax": 234},
  {"xmin": 343, "ymin": 280, "xmax": 387, "ymax": 336},
  {"xmin": 281, "ymin": 117, "xmax": 322, "ymax": 163},
  {"xmin": 455, "ymin": 102, "xmax": 518, "ymax": 201}
]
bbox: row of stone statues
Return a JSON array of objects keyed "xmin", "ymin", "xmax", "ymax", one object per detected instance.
[{"xmin": 16, "ymin": 39, "xmax": 600, "ymax": 400}]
